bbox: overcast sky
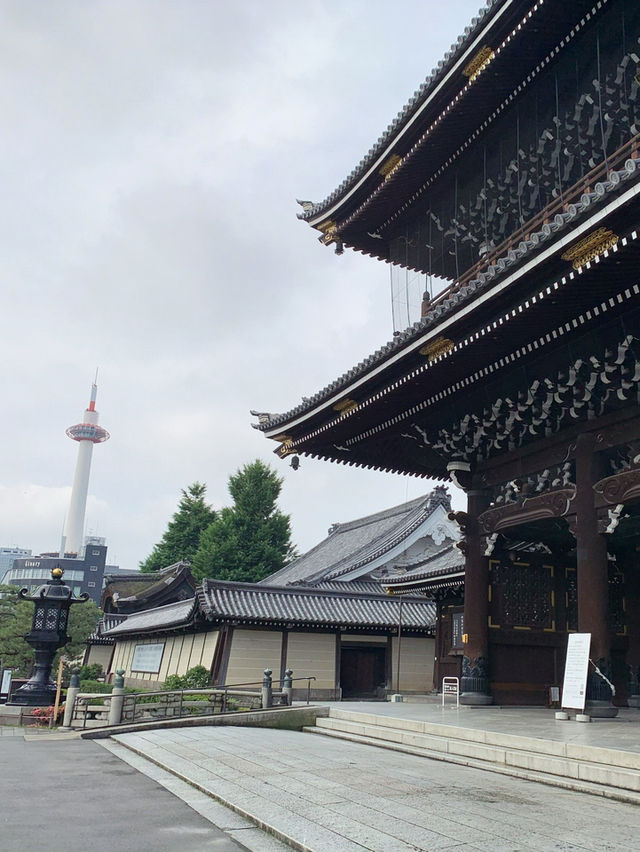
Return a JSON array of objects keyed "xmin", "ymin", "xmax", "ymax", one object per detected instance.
[{"xmin": 0, "ymin": 0, "xmax": 479, "ymax": 569}]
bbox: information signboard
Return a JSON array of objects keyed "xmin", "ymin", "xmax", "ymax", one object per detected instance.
[
  {"xmin": 561, "ymin": 633, "xmax": 591, "ymax": 710},
  {"xmin": 131, "ymin": 643, "xmax": 165, "ymax": 674},
  {"xmin": 1, "ymin": 668, "xmax": 12, "ymax": 698}
]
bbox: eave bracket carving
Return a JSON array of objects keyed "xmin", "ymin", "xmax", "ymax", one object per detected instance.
[
  {"xmin": 478, "ymin": 487, "xmax": 576, "ymax": 535},
  {"xmin": 594, "ymin": 467, "xmax": 640, "ymax": 506}
]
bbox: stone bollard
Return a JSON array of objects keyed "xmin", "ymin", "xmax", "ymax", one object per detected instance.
[
  {"xmin": 108, "ymin": 669, "xmax": 126, "ymax": 727},
  {"xmin": 283, "ymin": 668, "xmax": 293, "ymax": 706},
  {"xmin": 261, "ymin": 668, "xmax": 273, "ymax": 709},
  {"xmin": 60, "ymin": 670, "xmax": 80, "ymax": 730}
]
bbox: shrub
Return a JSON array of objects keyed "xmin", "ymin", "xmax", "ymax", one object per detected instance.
[
  {"xmin": 162, "ymin": 665, "xmax": 210, "ymax": 691},
  {"xmin": 79, "ymin": 680, "xmax": 113, "ymax": 694},
  {"xmin": 31, "ymin": 705, "xmax": 64, "ymax": 726},
  {"xmin": 79, "ymin": 663, "xmax": 103, "ymax": 682}
]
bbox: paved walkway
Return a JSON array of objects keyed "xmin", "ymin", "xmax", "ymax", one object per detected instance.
[
  {"xmin": 0, "ymin": 731, "xmax": 257, "ymax": 851},
  {"xmin": 110, "ymin": 722, "xmax": 640, "ymax": 851}
]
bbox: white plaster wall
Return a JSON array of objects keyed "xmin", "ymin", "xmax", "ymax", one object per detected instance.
[
  {"xmin": 224, "ymin": 629, "xmax": 282, "ymax": 686},
  {"xmin": 286, "ymin": 632, "xmax": 336, "ymax": 689},
  {"xmin": 391, "ymin": 636, "xmax": 435, "ymax": 692}
]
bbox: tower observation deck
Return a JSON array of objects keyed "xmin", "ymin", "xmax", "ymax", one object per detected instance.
[{"xmin": 64, "ymin": 381, "xmax": 109, "ymax": 555}]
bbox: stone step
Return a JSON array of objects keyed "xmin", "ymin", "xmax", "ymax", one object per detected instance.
[
  {"xmin": 324, "ymin": 707, "xmax": 640, "ymax": 771},
  {"xmin": 301, "ymin": 715, "xmax": 640, "ymax": 804}
]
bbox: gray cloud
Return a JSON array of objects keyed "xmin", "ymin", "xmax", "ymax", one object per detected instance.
[{"xmin": 0, "ymin": 0, "xmax": 475, "ymax": 566}]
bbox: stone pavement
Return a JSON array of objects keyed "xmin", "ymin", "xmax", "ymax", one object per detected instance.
[
  {"xmin": 109, "ymin": 723, "xmax": 640, "ymax": 851},
  {"xmin": 0, "ymin": 728, "xmax": 266, "ymax": 851},
  {"xmin": 326, "ymin": 700, "xmax": 640, "ymax": 754}
]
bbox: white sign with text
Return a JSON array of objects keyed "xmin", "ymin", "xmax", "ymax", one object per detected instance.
[
  {"xmin": 562, "ymin": 633, "xmax": 591, "ymax": 710},
  {"xmin": 131, "ymin": 643, "xmax": 165, "ymax": 673}
]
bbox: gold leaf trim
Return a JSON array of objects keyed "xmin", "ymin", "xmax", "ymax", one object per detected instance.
[
  {"xmin": 316, "ymin": 220, "xmax": 341, "ymax": 247},
  {"xmin": 462, "ymin": 46, "xmax": 495, "ymax": 82},
  {"xmin": 333, "ymin": 398, "xmax": 358, "ymax": 416},
  {"xmin": 276, "ymin": 439, "xmax": 296, "ymax": 458},
  {"xmin": 379, "ymin": 153, "xmax": 402, "ymax": 178},
  {"xmin": 560, "ymin": 228, "xmax": 619, "ymax": 269},
  {"xmin": 419, "ymin": 336, "xmax": 454, "ymax": 361}
]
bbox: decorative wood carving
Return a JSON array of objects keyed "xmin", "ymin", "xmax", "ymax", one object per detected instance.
[
  {"xmin": 560, "ymin": 227, "xmax": 619, "ymax": 269},
  {"xmin": 478, "ymin": 487, "xmax": 576, "ymax": 534},
  {"xmin": 379, "ymin": 153, "xmax": 402, "ymax": 178},
  {"xmin": 593, "ymin": 467, "xmax": 640, "ymax": 505},
  {"xmin": 419, "ymin": 336, "xmax": 455, "ymax": 361},
  {"xmin": 462, "ymin": 46, "xmax": 495, "ymax": 81}
]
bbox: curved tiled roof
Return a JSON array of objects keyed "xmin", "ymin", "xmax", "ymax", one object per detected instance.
[
  {"xmin": 383, "ymin": 544, "xmax": 464, "ymax": 589},
  {"xmin": 198, "ymin": 580, "xmax": 435, "ymax": 632},
  {"xmin": 87, "ymin": 612, "xmax": 127, "ymax": 644},
  {"xmin": 299, "ymin": 0, "xmax": 505, "ymax": 222},
  {"xmin": 255, "ymin": 159, "xmax": 640, "ymax": 433},
  {"xmin": 261, "ymin": 489, "xmax": 453, "ymax": 587},
  {"xmin": 102, "ymin": 598, "xmax": 198, "ymax": 637}
]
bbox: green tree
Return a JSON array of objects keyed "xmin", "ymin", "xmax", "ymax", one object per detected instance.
[
  {"xmin": 0, "ymin": 584, "xmax": 101, "ymax": 678},
  {"xmin": 192, "ymin": 460, "xmax": 296, "ymax": 583},
  {"xmin": 140, "ymin": 482, "xmax": 216, "ymax": 572}
]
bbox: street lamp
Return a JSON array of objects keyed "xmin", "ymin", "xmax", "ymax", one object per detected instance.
[{"xmin": 8, "ymin": 566, "xmax": 88, "ymax": 706}]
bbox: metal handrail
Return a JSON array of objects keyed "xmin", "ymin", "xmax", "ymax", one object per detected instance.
[{"xmin": 70, "ymin": 674, "xmax": 318, "ymax": 729}]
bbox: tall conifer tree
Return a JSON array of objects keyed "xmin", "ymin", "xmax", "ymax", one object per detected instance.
[
  {"xmin": 140, "ymin": 482, "xmax": 216, "ymax": 572},
  {"xmin": 192, "ymin": 461, "xmax": 295, "ymax": 583}
]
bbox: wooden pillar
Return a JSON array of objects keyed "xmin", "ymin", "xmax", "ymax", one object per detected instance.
[
  {"xmin": 622, "ymin": 555, "xmax": 640, "ymax": 706},
  {"xmin": 461, "ymin": 488, "xmax": 492, "ymax": 705},
  {"xmin": 575, "ymin": 433, "xmax": 617, "ymax": 716}
]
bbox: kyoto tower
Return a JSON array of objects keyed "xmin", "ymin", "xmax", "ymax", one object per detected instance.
[{"xmin": 63, "ymin": 379, "xmax": 110, "ymax": 555}]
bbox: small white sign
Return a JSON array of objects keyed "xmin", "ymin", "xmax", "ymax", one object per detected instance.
[
  {"xmin": 442, "ymin": 676, "xmax": 460, "ymax": 707},
  {"xmin": 1, "ymin": 669, "xmax": 12, "ymax": 694},
  {"xmin": 131, "ymin": 643, "xmax": 165, "ymax": 673},
  {"xmin": 562, "ymin": 633, "xmax": 591, "ymax": 711}
]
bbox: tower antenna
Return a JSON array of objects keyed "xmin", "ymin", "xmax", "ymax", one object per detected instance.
[{"xmin": 64, "ymin": 378, "xmax": 110, "ymax": 555}]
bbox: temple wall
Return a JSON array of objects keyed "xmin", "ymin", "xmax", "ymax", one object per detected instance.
[
  {"xmin": 224, "ymin": 629, "xmax": 283, "ymax": 687},
  {"xmin": 84, "ymin": 643, "xmax": 113, "ymax": 673},
  {"xmin": 109, "ymin": 632, "xmax": 219, "ymax": 689},
  {"xmin": 286, "ymin": 631, "xmax": 336, "ymax": 689},
  {"xmin": 391, "ymin": 636, "xmax": 435, "ymax": 692}
]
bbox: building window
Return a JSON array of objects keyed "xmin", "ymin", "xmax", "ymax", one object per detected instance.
[
  {"xmin": 89, "ymin": 565, "xmax": 98, "ymax": 572},
  {"xmin": 87, "ymin": 581, "xmax": 96, "ymax": 588},
  {"xmin": 92, "ymin": 549, "xmax": 100, "ymax": 556}
]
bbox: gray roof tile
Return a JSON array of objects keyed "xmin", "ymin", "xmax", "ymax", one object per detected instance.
[
  {"xmin": 261, "ymin": 491, "xmax": 449, "ymax": 587},
  {"xmin": 198, "ymin": 580, "xmax": 434, "ymax": 631},
  {"xmin": 102, "ymin": 598, "xmax": 198, "ymax": 637}
]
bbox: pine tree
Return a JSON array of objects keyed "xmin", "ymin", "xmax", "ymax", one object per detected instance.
[
  {"xmin": 140, "ymin": 482, "xmax": 216, "ymax": 572},
  {"xmin": 192, "ymin": 460, "xmax": 296, "ymax": 583}
]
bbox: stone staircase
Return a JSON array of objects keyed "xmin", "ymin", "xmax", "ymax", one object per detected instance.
[{"xmin": 302, "ymin": 707, "xmax": 640, "ymax": 804}]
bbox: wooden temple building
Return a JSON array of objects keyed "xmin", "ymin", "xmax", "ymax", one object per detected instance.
[
  {"xmin": 86, "ymin": 491, "xmax": 454, "ymax": 698},
  {"xmin": 253, "ymin": 0, "xmax": 640, "ymax": 714}
]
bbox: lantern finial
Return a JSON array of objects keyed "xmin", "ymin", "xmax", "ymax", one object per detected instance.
[{"xmin": 51, "ymin": 565, "xmax": 64, "ymax": 580}]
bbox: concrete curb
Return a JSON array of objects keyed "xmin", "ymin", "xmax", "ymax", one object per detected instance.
[{"xmin": 80, "ymin": 704, "xmax": 329, "ymax": 740}]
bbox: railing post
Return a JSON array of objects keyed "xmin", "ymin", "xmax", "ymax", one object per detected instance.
[
  {"xmin": 60, "ymin": 670, "xmax": 80, "ymax": 730},
  {"xmin": 108, "ymin": 669, "xmax": 126, "ymax": 727},
  {"xmin": 261, "ymin": 668, "xmax": 273, "ymax": 708},
  {"xmin": 283, "ymin": 669, "xmax": 293, "ymax": 705}
]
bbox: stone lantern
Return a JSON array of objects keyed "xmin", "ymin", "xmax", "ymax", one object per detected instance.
[{"xmin": 8, "ymin": 565, "xmax": 88, "ymax": 706}]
